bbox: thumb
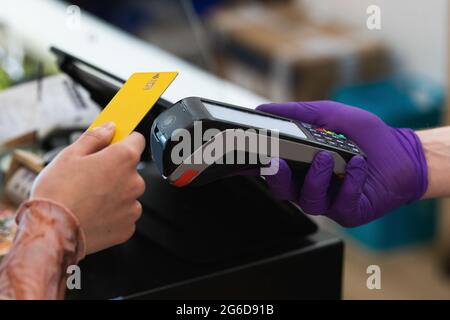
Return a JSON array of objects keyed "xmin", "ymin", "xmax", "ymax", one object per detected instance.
[{"xmin": 69, "ymin": 122, "xmax": 116, "ymax": 156}]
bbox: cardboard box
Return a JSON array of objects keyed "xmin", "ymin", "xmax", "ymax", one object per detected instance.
[
  {"xmin": 0, "ymin": 150, "xmax": 43, "ymax": 258},
  {"xmin": 3, "ymin": 150, "xmax": 43, "ymax": 207},
  {"xmin": 207, "ymin": 3, "xmax": 390, "ymax": 101}
]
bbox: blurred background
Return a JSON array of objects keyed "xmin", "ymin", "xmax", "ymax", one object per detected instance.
[{"xmin": 0, "ymin": 0, "xmax": 449, "ymax": 299}]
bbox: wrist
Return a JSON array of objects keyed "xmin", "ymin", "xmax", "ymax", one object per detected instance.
[
  {"xmin": 0, "ymin": 199, "xmax": 85, "ymax": 299},
  {"xmin": 397, "ymin": 128, "xmax": 429, "ymax": 201},
  {"xmin": 416, "ymin": 127, "xmax": 450, "ymax": 199},
  {"xmin": 16, "ymin": 198, "xmax": 86, "ymax": 262}
]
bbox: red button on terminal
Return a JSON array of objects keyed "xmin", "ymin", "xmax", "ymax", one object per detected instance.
[{"xmin": 172, "ymin": 170, "xmax": 199, "ymax": 187}]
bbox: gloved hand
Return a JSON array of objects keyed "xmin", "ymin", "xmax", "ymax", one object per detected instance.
[{"xmin": 256, "ymin": 101, "xmax": 428, "ymax": 227}]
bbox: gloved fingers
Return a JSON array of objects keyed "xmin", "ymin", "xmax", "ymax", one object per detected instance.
[
  {"xmin": 357, "ymin": 193, "xmax": 375, "ymax": 226},
  {"xmin": 327, "ymin": 156, "xmax": 368, "ymax": 227},
  {"xmin": 263, "ymin": 158, "xmax": 299, "ymax": 201},
  {"xmin": 298, "ymin": 151, "xmax": 334, "ymax": 215}
]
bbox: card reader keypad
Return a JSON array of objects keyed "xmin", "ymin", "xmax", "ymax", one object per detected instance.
[{"xmin": 301, "ymin": 123, "xmax": 361, "ymax": 154}]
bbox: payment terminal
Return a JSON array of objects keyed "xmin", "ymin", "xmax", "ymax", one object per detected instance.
[{"xmin": 151, "ymin": 97, "xmax": 364, "ymax": 187}]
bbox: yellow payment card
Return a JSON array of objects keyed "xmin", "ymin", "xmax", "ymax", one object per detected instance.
[{"xmin": 88, "ymin": 72, "xmax": 178, "ymax": 143}]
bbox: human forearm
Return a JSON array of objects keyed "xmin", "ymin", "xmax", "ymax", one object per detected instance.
[
  {"xmin": 0, "ymin": 199, "xmax": 85, "ymax": 299},
  {"xmin": 0, "ymin": 124, "xmax": 145, "ymax": 300},
  {"xmin": 417, "ymin": 127, "xmax": 450, "ymax": 199}
]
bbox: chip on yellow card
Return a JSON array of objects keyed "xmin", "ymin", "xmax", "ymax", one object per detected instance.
[{"xmin": 88, "ymin": 72, "xmax": 178, "ymax": 143}]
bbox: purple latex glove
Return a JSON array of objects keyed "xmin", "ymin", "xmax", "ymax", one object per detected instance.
[{"xmin": 257, "ymin": 101, "xmax": 428, "ymax": 227}]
